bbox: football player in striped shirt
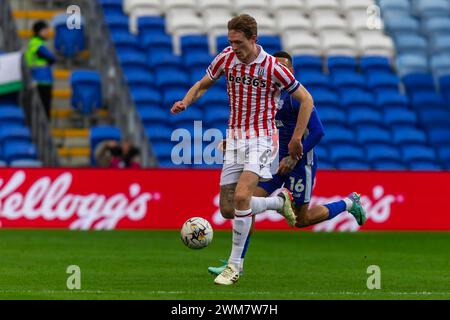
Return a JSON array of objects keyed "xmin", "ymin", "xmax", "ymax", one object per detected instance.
[
  {"xmin": 171, "ymin": 14, "xmax": 313, "ymax": 285},
  {"xmin": 208, "ymin": 51, "xmax": 367, "ymax": 278}
]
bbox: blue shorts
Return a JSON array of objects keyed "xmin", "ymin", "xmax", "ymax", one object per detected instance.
[{"xmin": 258, "ymin": 161, "xmax": 317, "ymax": 206}]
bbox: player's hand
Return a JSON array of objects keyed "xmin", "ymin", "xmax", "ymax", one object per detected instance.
[
  {"xmin": 288, "ymin": 136, "xmax": 303, "ymax": 161},
  {"xmin": 277, "ymin": 156, "xmax": 298, "ymax": 176},
  {"xmin": 171, "ymin": 101, "xmax": 187, "ymax": 114}
]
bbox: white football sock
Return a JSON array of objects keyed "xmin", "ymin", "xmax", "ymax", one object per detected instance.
[
  {"xmin": 228, "ymin": 208, "xmax": 253, "ymax": 268},
  {"xmin": 250, "ymin": 196, "xmax": 284, "ymax": 215},
  {"xmin": 343, "ymin": 198, "xmax": 353, "ymax": 211}
]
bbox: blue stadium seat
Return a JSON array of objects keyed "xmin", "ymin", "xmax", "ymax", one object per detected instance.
[
  {"xmin": 53, "ymin": 13, "xmax": 85, "ymax": 58},
  {"xmin": 329, "ymin": 143, "xmax": 365, "ymax": 163},
  {"xmin": 0, "ymin": 126, "xmax": 31, "ymax": 146},
  {"xmin": 184, "ymin": 52, "xmax": 213, "ymax": 70},
  {"xmin": 360, "ymin": 56, "xmax": 392, "ymax": 74},
  {"xmin": 340, "ymin": 89, "xmax": 374, "ymax": 108},
  {"xmin": 409, "ymin": 160, "xmax": 443, "ymax": 170},
  {"xmin": 138, "ymin": 107, "xmax": 168, "ymax": 125},
  {"xmin": 204, "ymin": 107, "xmax": 229, "ymax": 128},
  {"xmin": 163, "ymin": 88, "xmax": 188, "ymax": 107},
  {"xmin": 357, "ymin": 125, "xmax": 391, "ymax": 144},
  {"xmin": 124, "ymin": 70, "xmax": 157, "ymax": 90},
  {"xmin": 317, "ymin": 106, "xmax": 346, "ymax": 125},
  {"xmin": 402, "ymin": 144, "xmax": 436, "ymax": 162},
  {"xmin": 327, "ymin": 56, "xmax": 357, "ymax": 74},
  {"xmin": 319, "ymin": 160, "xmax": 334, "ymax": 169},
  {"xmin": 141, "ymin": 33, "xmax": 173, "ymax": 54},
  {"xmin": 152, "ymin": 141, "xmax": 174, "ymax": 161},
  {"xmin": 384, "ymin": 108, "xmax": 417, "ymax": 126},
  {"xmin": 118, "ymin": 52, "xmax": 148, "ymax": 72},
  {"xmin": 216, "ymin": 35, "xmax": 230, "ymax": 53},
  {"xmin": 422, "ymin": 17, "xmax": 450, "ymax": 37},
  {"xmin": 392, "ymin": 127, "xmax": 427, "ymax": 145},
  {"xmin": 336, "ymin": 161, "xmax": 371, "ymax": 170},
  {"xmin": 257, "ymin": 35, "xmax": 282, "ymax": 55},
  {"xmin": 366, "ymin": 72, "xmax": 400, "ymax": 91},
  {"xmin": 314, "ymin": 145, "xmax": 328, "ymax": 160},
  {"xmin": 171, "ymin": 108, "xmax": 203, "ymax": 128},
  {"xmin": 90, "ymin": 125, "xmax": 121, "ymax": 164},
  {"xmin": 439, "ymin": 74, "xmax": 450, "ymax": 102},
  {"xmin": 412, "ymin": 0, "xmax": 450, "ymax": 19},
  {"xmin": 0, "ymin": 160, "xmax": 6, "ymax": 167},
  {"xmin": 137, "ymin": 16, "xmax": 165, "ymax": 35},
  {"xmin": 147, "ymin": 52, "xmax": 183, "ymax": 73},
  {"xmin": 429, "ymin": 35, "xmax": 450, "ymax": 55},
  {"xmin": 307, "ymin": 88, "xmax": 339, "ymax": 107},
  {"xmin": 427, "ymin": 128, "xmax": 450, "ymax": 145},
  {"xmin": 402, "ymin": 73, "xmax": 435, "ymax": 95},
  {"xmin": 372, "ymin": 160, "xmax": 408, "ymax": 170},
  {"xmin": 418, "ymin": 109, "xmax": 450, "ymax": 127},
  {"xmin": 292, "ymin": 55, "xmax": 323, "ymax": 73},
  {"xmin": 198, "ymin": 87, "xmax": 228, "ymax": 107},
  {"xmin": 430, "ymin": 54, "xmax": 450, "ymax": 77},
  {"xmin": 104, "ymin": 14, "xmax": 129, "ymax": 33},
  {"xmin": 145, "ymin": 124, "xmax": 173, "ymax": 142},
  {"xmin": 3, "ymin": 141, "xmax": 37, "ymax": 163},
  {"xmin": 438, "ymin": 145, "xmax": 450, "ymax": 164},
  {"xmin": 384, "ymin": 14, "xmax": 420, "ymax": 35},
  {"xmin": 70, "ymin": 70, "xmax": 102, "ymax": 114},
  {"xmin": 396, "ymin": 54, "xmax": 429, "ymax": 76},
  {"xmin": 366, "ymin": 143, "xmax": 402, "ymax": 163},
  {"xmin": 395, "ymin": 34, "xmax": 427, "ymax": 55},
  {"xmin": 348, "ymin": 107, "xmax": 383, "ymax": 126},
  {"xmin": 0, "ymin": 107, "xmax": 26, "ymax": 126},
  {"xmin": 411, "ymin": 92, "xmax": 446, "ymax": 109},
  {"xmin": 321, "ymin": 125, "xmax": 355, "ymax": 144},
  {"xmin": 296, "ymin": 72, "xmax": 331, "ymax": 90},
  {"xmin": 110, "ymin": 31, "xmax": 139, "ymax": 53},
  {"xmin": 99, "ymin": 0, "xmax": 123, "ymax": 15},
  {"xmin": 131, "ymin": 88, "xmax": 162, "ymax": 105},
  {"xmin": 155, "ymin": 69, "xmax": 190, "ymax": 91},
  {"xmin": 379, "ymin": 0, "xmax": 410, "ymax": 13},
  {"xmin": 181, "ymin": 35, "xmax": 209, "ymax": 56},
  {"xmin": 375, "ymin": 91, "xmax": 409, "ymax": 108},
  {"xmin": 331, "ymin": 72, "xmax": 366, "ymax": 90}
]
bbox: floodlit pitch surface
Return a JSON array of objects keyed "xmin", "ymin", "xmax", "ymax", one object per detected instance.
[{"xmin": 0, "ymin": 230, "xmax": 449, "ymax": 299}]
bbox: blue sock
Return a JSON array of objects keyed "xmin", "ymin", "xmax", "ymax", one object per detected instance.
[
  {"xmin": 324, "ymin": 200, "xmax": 347, "ymax": 220},
  {"xmin": 241, "ymin": 235, "xmax": 251, "ymax": 259}
]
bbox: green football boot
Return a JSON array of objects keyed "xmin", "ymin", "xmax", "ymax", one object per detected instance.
[{"xmin": 348, "ymin": 192, "xmax": 367, "ymax": 226}]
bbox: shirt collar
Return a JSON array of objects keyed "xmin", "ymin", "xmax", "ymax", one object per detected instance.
[{"xmin": 234, "ymin": 45, "xmax": 267, "ymax": 65}]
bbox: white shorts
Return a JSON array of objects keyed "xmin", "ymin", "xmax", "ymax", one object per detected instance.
[{"xmin": 220, "ymin": 135, "xmax": 279, "ymax": 186}]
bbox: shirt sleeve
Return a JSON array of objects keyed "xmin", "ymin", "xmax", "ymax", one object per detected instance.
[
  {"xmin": 302, "ymin": 107, "xmax": 325, "ymax": 153},
  {"xmin": 206, "ymin": 48, "xmax": 231, "ymax": 81},
  {"xmin": 273, "ymin": 62, "xmax": 300, "ymax": 94},
  {"xmin": 37, "ymin": 45, "xmax": 56, "ymax": 64}
]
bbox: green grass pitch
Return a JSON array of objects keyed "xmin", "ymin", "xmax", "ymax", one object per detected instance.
[{"xmin": 0, "ymin": 230, "xmax": 449, "ymax": 300}]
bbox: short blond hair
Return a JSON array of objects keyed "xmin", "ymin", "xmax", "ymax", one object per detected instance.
[{"xmin": 227, "ymin": 14, "xmax": 257, "ymax": 39}]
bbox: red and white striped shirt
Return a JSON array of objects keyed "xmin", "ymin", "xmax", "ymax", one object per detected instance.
[{"xmin": 206, "ymin": 46, "xmax": 300, "ymax": 138}]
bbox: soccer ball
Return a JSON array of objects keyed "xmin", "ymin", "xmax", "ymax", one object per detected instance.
[{"xmin": 180, "ymin": 217, "xmax": 213, "ymax": 249}]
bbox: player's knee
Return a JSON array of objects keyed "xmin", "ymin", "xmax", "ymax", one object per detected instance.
[{"xmin": 233, "ymin": 192, "xmax": 250, "ymax": 209}]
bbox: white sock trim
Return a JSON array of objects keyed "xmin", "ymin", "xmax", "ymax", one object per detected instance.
[
  {"xmin": 235, "ymin": 208, "xmax": 252, "ymax": 217},
  {"xmin": 343, "ymin": 198, "xmax": 353, "ymax": 211}
]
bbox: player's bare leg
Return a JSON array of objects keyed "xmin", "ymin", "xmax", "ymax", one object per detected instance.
[
  {"xmin": 219, "ymin": 183, "xmax": 237, "ymax": 219},
  {"xmin": 295, "ymin": 203, "xmax": 329, "ymax": 228},
  {"xmin": 214, "ymin": 171, "xmax": 259, "ymax": 285}
]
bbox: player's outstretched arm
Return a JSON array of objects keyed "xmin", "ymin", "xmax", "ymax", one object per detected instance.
[
  {"xmin": 288, "ymin": 85, "xmax": 314, "ymax": 160},
  {"xmin": 170, "ymin": 75, "xmax": 216, "ymax": 114}
]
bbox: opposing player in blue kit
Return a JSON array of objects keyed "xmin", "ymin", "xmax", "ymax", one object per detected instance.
[{"xmin": 208, "ymin": 51, "xmax": 367, "ymax": 276}]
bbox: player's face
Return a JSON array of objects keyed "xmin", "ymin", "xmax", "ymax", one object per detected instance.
[
  {"xmin": 276, "ymin": 57, "xmax": 294, "ymax": 73},
  {"xmin": 228, "ymin": 30, "xmax": 256, "ymax": 62}
]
